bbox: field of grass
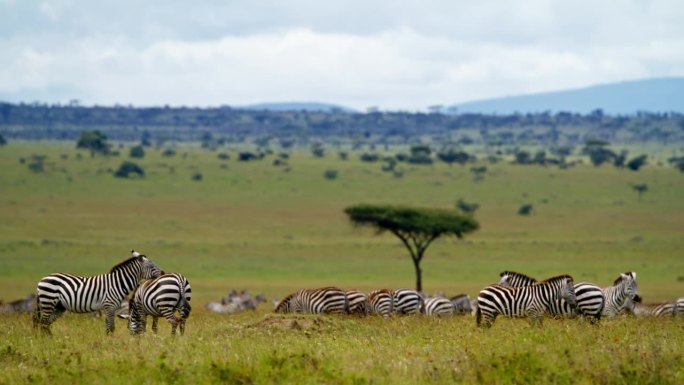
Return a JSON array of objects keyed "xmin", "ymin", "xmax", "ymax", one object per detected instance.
[{"xmin": 1, "ymin": 142, "xmax": 684, "ymax": 384}]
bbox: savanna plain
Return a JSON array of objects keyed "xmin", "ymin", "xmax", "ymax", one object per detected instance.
[{"xmin": 1, "ymin": 143, "xmax": 684, "ymax": 384}]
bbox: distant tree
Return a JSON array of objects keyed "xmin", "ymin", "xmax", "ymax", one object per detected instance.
[
  {"xmin": 76, "ymin": 130, "xmax": 110, "ymax": 157},
  {"xmin": 114, "ymin": 161, "xmax": 144, "ymax": 178},
  {"xmin": 514, "ymin": 150, "xmax": 532, "ymax": 165},
  {"xmin": 437, "ymin": 149, "xmax": 470, "ymax": 166},
  {"xmin": 668, "ymin": 156, "xmax": 684, "ymax": 172},
  {"xmin": 0, "ymin": 133, "xmax": 7, "ymax": 146},
  {"xmin": 324, "ymin": 170, "xmax": 338, "ymax": 180},
  {"xmin": 549, "ymin": 146, "xmax": 573, "ymax": 159},
  {"xmin": 191, "ymin": 172, "xmax": 203, "ymax": 181},
  {"xmin": 360, "ymin": 153, "xmax": 379, "ymax": 162},
  {"xmin": 518, "ymin": 204, "xmax": 534, "ymax": 216},
  {"xmin": 129, "ymin": 145, "xmax": 145, "ymax": 158},
  {"xmin": 27, "ymin": 155, "xmax": 46, "ymax": 173},
  {"xmin": 613, "ymin": 150, "xmax": 629, "ymax": 168},
  {"xmin": 238, "ymin": 152, "xmax": 259, "ymax": 162},
  {"xmin": 631, "ymin": 183, "xmax": 648, "ymax": 200},
  {"xmin": 338, "ymin": 152, "xmax": 348, "ymax": 161},
  {"xmin": 626, "ymin": 155, "xmax": 648, "ymax": 171},
  {"xmin": 161, "ymin": 148, "xmax": 176, "ymax": 157},
  {"xmin": 470, "ymin": 166, "xmax": 487, "ymax": 181},
  {"xmin": 582, "ymin": 140, "xmax": 616, "ymax": 167},
  {"xmin": 140, "ymin": 130, "xmax": 152, "ymax": 147},
  {"xmin": 311, "ymin": 143, "xmax": 325, "ymax": 158},
  {"xmin": 344, "ymin": 204, "xmax": 479, "ymax": 292},
  {"xmin": 455, "ymin": 199, "xmax": 479, "ymax": 215},
  {"xmin": 408, "ymin": 145, "xmax": 433, "ymax": 164},
  {"xmin": 217, "ymin": 153, "xmax": 230, "ymax": 160}
]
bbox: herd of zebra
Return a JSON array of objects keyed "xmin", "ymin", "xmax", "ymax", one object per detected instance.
[
  {"xmin": 28, "ymin": 251, "xmax": 684, "ymax": 335},
  {"xmin": 273, "ymin": 271, "xmax": 684, "ymax": 327}
]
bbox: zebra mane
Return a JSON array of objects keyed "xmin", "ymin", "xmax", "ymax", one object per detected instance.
[
  {"xmin": 499, "ymin": 270, "xmax": 537, "ymax": 282},
  {"xmin": 109, "ymin": 256, "xmax": 143, "ymax": 273},
  {"xmin": 613, "ymin": 271, "xmax": 635, "ymax": 286},
  {"xmin": 539, "ymin": 274, "xmax": 574, "ymax": 284}
]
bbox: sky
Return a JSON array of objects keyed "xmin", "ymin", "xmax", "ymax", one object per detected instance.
[{"xmin": 1, "ymin": 0, "xmax": 683, "ymax": 112}]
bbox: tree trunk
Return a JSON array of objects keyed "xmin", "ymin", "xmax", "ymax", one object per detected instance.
[{"xmin": 412, "ymin": 257, "xmax": 422, "ymax": 293}]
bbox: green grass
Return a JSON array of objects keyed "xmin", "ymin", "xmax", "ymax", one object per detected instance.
[{"xmin": 1, "ymin": 142, "xmax": 684, "ymax": 383}]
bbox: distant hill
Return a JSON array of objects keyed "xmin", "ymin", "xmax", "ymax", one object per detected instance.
[
  {"xmin": 450, "ymin": 77, "xmax": 684, "ymax": 115},
  {"xmin": 240, "ymin": 102, "xmax": 356, "ymax": 113}
]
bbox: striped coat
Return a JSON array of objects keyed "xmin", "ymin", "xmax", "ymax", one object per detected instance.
[
  {"xmin": 477, "ymin": 275, "xmax": 576, "ymax": 327},
  {"xmin": 368, "ymin": 289, "xmax": 394, "ymax": 318},
  {"xmin": 274, "ymin": 287, "xmax": 349, "ymax": 314},
  {"xmin": 33, "ymin": 250, "xmax": 163, "ymax": 334},
  {"xmin": 392, "ymin": 289, "xmax": 423, "ymax": 315},
  {"xmin": 124, "ymin": 273, "xmax": 191, "ymax": 335},
  {"xmin": 601, "ymin": 272, "xmax": 638, "ymax": 317},
  {"xmin": 421, "ymin": 297, "xmax": 454, "ymax": 316}
]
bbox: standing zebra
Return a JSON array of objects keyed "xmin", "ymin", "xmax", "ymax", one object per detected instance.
[
  {"xmin": 421, "ymin": 297, "xmax": 454, "ymax": 316},
  {"xmin": 274, "ymin": 287, "xmax": 349, "ymax": 314},
  {"xmin": 121, "ymin": 273, "xmax": 191, "ymax": 335},
  {"xmin": 498, "ymin": 271, "xmax": 604, "ymax": 323},
  {"xmin": 346, "ymin": 290, "xmax": 370, "ymax": 315},
  {"xmin": 601, "ymin": 272, "xmax": 638, "ymax": 317},
  {"xmin": 367, "ymin": 289, "xmax": 394, "ymax": 318},
  {"xmin": 477, "ymin": 275, "xmax": 576, "ymax": 327},
  {"xmin": 33, "ymin": 250, "xmax": 163, "ymax": 335},
  {"xmin": 393, "ymin": 289, "xmax": 423, "ymax": 315}
]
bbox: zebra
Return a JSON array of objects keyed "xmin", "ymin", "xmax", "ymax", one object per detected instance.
[
  {"xmin": 120, "ymin": 273, "xmax": 191, "ymax": 335},
  {"xmin": 477, "ymin": 275, "xmax": 576, "ymax": 327},
  {"xmin": 346, "ymin": 290, "xmax": 370, "ymax": 315},
  {"xmin": 498, "ymin": 271, "xmax": 605, "ymax": 323},
  {"xmin": 33, "ymin": 250, "xmax": 163, "ymax": 335},
  {"xmin": 367, "ymin": 289, "xmax": 395, "ymax": 318},
  {"xmin": 421, "ymin": 297, "xmax": 454, "ymax": 316},
  {"xmin": 392, "ymin": 289, "xmax": 423, "ymax": 315},
  {"xmin": 274, "ymin": 287, "xmax": 349, "ymax": 314},
  {"xmin": 449, "ymin": 294, "xmax": 473, "ymax": 316},
  {"xmin": 676, "ymin": 297, "xmax": 684, "ymax": 317},
  {"xmin": 623, "ymin": 294, "xmax": 674, "ymax": 317},
  {"xmin": 601, "ymin": 272, "xmax": 638, "ymax": 317}
]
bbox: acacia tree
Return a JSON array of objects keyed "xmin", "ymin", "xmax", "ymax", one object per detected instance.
[
  {"xmin": 344, "ymin": 204, "xmax": 479, "ymax": 292},
  {"xmin": 76, "ymin": 130, "xmax": 110, "ymax": 157}
]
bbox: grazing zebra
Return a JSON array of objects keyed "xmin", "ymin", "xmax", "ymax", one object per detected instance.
[
  {"xmin": 346, "ymin": 290, "xmax": 370, "ymax": 315},
  {"xmin": 676, "ymin": 297, "xmax": 684, "ymax": 317},
  {"xmin": 393, "ymin": 289, "xmax": 423, "ymax": 315},
  {"xmin": 367, "ymin": 289, "xmax": 394, "ymax": 318},
  {"xmin": 498, "ymin": 271, "xmax": 605, "ymax": 323},
  {"xmin": 623, "ymin": 295, "xmax": 674, "ymax": 317},
  {"xmin": 477, "ymin": 275, "xmax": 576, "ymax": 327},
  {"xmin": 274, "ymin": 287, "xmax": 349, "ymax": 314},
  {"xmin": 449, "ymin": 294, "xmax": 473, "ymax": 316},
  {"xmin": 33, "ymin": 250, "xmax": 163, "ymax": 335},
  {"xmin": 121, "ymin": 273, "xmax": 191, "ymax": 335},
  {"xmin": 601, "ymin": 272, "xmax": 638, "ymax": 317},
  {"xmin": 422, "ymin": 297, "xmax": 454, "ymax": 316}
]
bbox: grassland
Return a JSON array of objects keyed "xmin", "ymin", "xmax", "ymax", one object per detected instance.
[{"xmin": 1, "ymin": 142, "xmax": 684, "ymax": 384}]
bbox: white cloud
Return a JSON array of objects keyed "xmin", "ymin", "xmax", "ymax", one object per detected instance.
[{"xmin": 1, "ymin": 0, "xmax": 683, "ymax": 110}]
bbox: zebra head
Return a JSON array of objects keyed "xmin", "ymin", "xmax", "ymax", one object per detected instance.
[
  {"xmin": 131, "ymin": 250, "xmax": 163, "ymax": 282},
  {"xmin": 561, "ymin": 276, "xmax": 577, "ymax": 307},
  {"xmin": 274, "ymin": 293, "xmax": 294, "ymax": 313},
  {"xmin": 123, "ymin": 298, "xmax": 145, "ymax": 334},
  {"xmin": 618, "ymin": 272, "xmax": 638, "ymax": 300}
]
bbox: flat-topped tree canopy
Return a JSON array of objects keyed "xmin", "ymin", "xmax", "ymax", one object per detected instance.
[{"xmin": 344, "ymin": 204, "xmax": 479, "ymax": 292}]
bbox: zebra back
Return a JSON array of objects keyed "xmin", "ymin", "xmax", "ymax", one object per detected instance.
[
  {"xmin": 422, "ymin": 297, "xmax": 454, "ymax": 316},
  {"xmin": 279, "ymin": 287, "xmax": 349, "ymax": 314},
  {"xmin": 368, "ymin": 289, "xmax": 394, "ymax": 318},
  {"xmin": 498, "ymin": 271, "xmax": 537, "ymax": 287},
  {"xmin": 393, "ymin": 289, "xmax": 423, "ymax": 315},
  {"xmin": 346, "ymin": 290, "xmax": 370, "ymax": 315},
  {"xmin": 127, "ymin": 272, "xmax": 192, "ymax": 335}
]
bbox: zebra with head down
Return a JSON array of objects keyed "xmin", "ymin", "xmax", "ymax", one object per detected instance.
[
  {"xmin": 477, "ymin": 275, "xmax": 576, "ymax": 327},
  {"xmin": 498, "ymin": 271, "xmax": 604, "ymax": 323},
  {"xmin": 33, "ymin": 250, "xmax": 163, "ymax": 335},
  {"xmin": 274, "ymin": 287, "xmax": 349, "ymax": 314}
]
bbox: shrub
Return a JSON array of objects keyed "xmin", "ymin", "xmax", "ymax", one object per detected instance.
[
  {"xmin": 324, "ymin": 170, "xmax": 338, "ymax": 180},
  {"xmin": 114, "ymin": 161, "xmax": 145, "ymax": 178},
  {"xmin": 192, "ymin": 172, "xmax": 203, "ymax": 181},
  {"xmin": 518, "ymin": 204, "xmax": 534, "ymax": 216},
  {"xmin": 217, "ymin": 153, "xmax": 230, "ymax": 161},
  {"xmin": 162, "ymin": 148, "xmax": 176, "ymax": 157},
  {"xmin": 239, "ymin": 152, "xmax": 259, "ymax": 162},
  {"xmin": 627, "ymin": 155, "xmax": 647, "ymax": 171},
  {"xmin": 456, "ymin": 199, "xmax": 479, "ymax": 215},
  {"xmin": 129, "ymin": 145, "xmax": 145, "ymax": 158},
  {"xmin": 360, "ymin": 153, "xmax": 379, "ymax": 162}
]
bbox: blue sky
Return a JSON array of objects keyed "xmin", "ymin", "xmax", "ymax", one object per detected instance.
[{"xmin": 1, "ymin": 0, "xmax": 682, "ymax": 111}]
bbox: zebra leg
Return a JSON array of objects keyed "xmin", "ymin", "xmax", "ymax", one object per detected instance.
[
  {"xmin": 32, "ymin": 296, "xmax": 41, "ymax": 329},
  {"xmin": 160, "ymin": 308, "xmax": 178, "ymax": 335},
  {"xmin": 179, "ymin": 318, "xmax": 186, "ymax": 336},
  {"xmin": 152, "ymin": 317, "xmax": 159, "ymax": 334},
  {"xmin": 103, "ymin": 304, "xmax": 117, "ymax": 335}
]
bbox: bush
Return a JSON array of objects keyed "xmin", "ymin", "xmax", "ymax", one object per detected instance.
[
  {"xmin": 239, "ymin": 152, "xmax": 259, "ymax": 162},
  {"xmin": 129, "ymin": 145, "xmax": 145, "ymax": 158},
  {"xmin": 626, "ymin": 155, "xmax": 647, "ymax": 171},
  {"xmin": 456, "ymin": 199, "xmax": 479, "ymax": 215},
  {"xmin": 27, "ymin": 155, "xmax": 46, "ymax": 173},
  {"xmin": 518, "ymin": 204, "xmax": 534, "ymax": 216},
  {"xmin": 162, "ymin": 148, "xmax": 176, "ymax": 157},
  {"xmin": 360, "ymin": 153, "xmax": 379, "ymax": 162},
  {"xmin": 323, "ymin": 170, "xmax": 338, "ymax": 180},
  {"xmin": 192, "ymin": 172, "xmax": 203, "ymax": 181},
  {"xmin": 114, "ymin": 161, "xmax": 145, "ymax": 178},
  {"xmin": 217, "ymin": 153, "xmax": 230, "ymax": 161}
]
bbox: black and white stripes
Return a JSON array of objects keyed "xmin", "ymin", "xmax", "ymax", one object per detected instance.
[
  {"xmin": 274, "ymin": 287, "xmax": 349, "ymax": 314},
  {"xmin": 33, "ymin": 250, "xmax": 163, "ymax": 335},
  {"xmin": 477, "ymin": 275, "xmax": 576, "ymax": 327},
  {"xmin": 123, "ymin": 273, "xmax": 192, "ymax": 335}
]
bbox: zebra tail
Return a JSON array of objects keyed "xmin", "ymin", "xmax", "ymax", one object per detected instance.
[{"xmin": 177, "ymin": 277, "xmax": 190, "ymax": 311}]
